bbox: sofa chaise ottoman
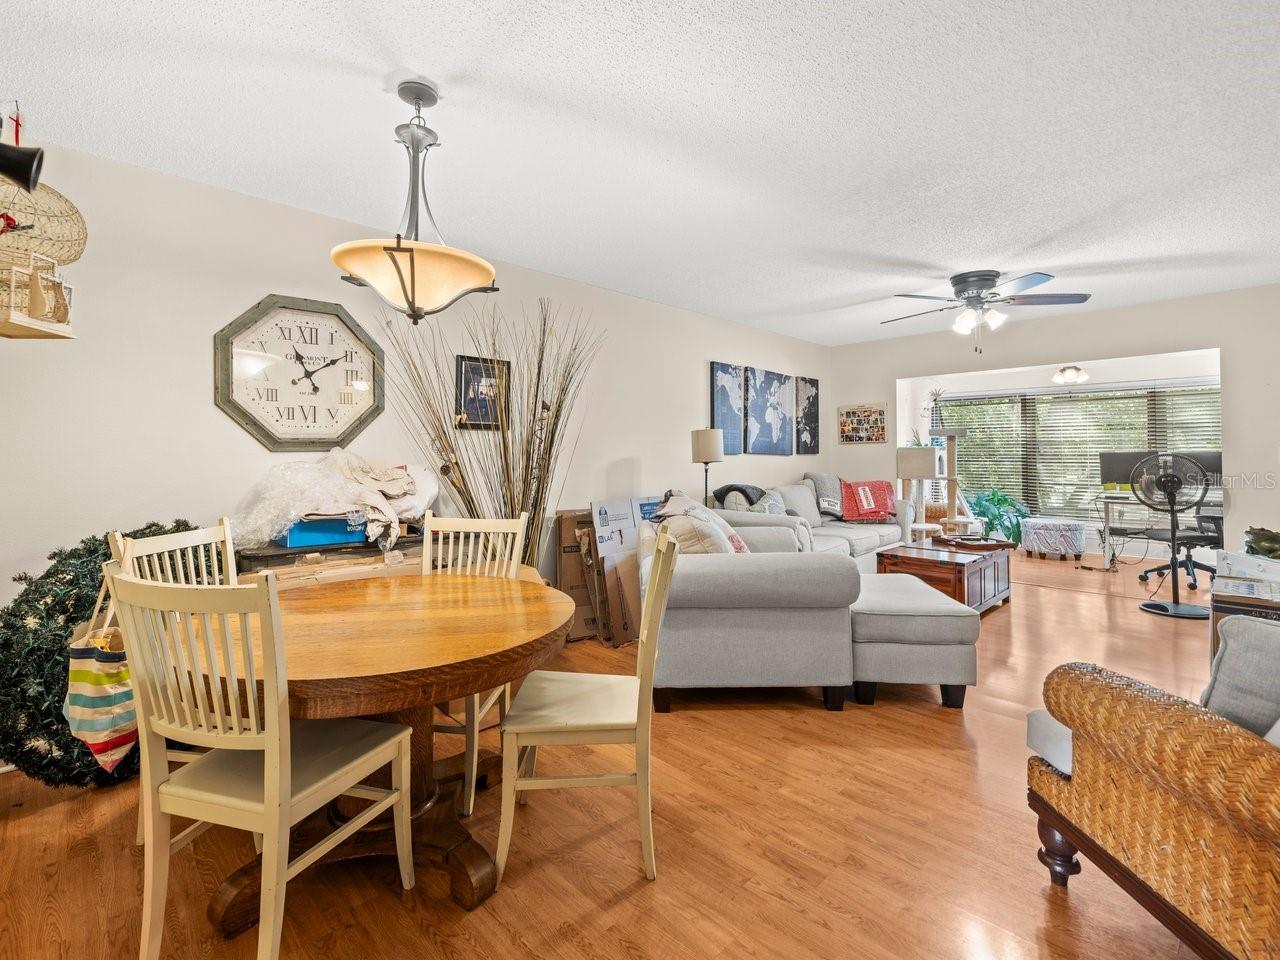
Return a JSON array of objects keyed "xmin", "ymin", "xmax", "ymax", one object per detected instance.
[
  {"xmin": 848, "ymin": 573, "xmax": 980, "ymax": 708},
  {"xmin": 640, "ymin": 521, "xmax": 861, "ymax": 712}
]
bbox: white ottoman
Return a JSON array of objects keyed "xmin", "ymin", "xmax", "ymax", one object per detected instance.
[{"xmin": 1021, "ymin": 516, "xmax": 1088, "ymax": 561}]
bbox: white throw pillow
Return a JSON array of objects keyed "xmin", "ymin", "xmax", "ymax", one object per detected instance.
[
  {"xmin": 658, "ymin": 514, "xmax": 734, "ymax": 555},
  {"xmin": 655, "ymin": 495, "xmax": 749, "ymax": 552}
]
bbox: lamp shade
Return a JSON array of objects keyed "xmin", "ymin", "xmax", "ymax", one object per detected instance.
[
  {"xmin": 691, "ymin": 428, "xmax": 725, "ymax": 464},
  {"xmin": 331, "ymin": 239, "xmax": 497, "ymax": 320},
  {"xmin": 896, "ymin": 445, "xmax": 944, "ymax": 479}
]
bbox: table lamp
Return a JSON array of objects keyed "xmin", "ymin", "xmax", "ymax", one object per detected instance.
[
  {"xmin": 691, "ymin": 428, "xmax": 725, "ymax": 506},
  {"xmin": 896, "ymin": 446, "xmax": 945, "ymax": 538}
]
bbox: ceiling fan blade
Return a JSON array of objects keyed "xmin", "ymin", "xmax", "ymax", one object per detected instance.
[
  {"xmin": 881, "ymin": 304, "xmax": 961, "ymax": 325},
  {"xmin": 895, "ymin": 294, "xmax": 959, "ymax": 302},
  {"xmin": 1000, "ymin": 293, "xmax": 1092, "ymax": 305},
  {"xmin": 993, "ymin": 272, "xmax": 1053, "ymax": 294}
]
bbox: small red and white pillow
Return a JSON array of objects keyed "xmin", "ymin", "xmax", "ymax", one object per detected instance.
[{"xmin": 840, "ymin": 479, "xmax": 896, "ymax": 523}]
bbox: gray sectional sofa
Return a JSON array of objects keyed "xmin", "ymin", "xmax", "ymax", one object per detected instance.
[
  {"xmin": 638, "ymin": 497, "xmax": 979, "ymax": 712},
  {"xmin": 722, "ymin": 479, "xmax": 913, "ymax": 573}
]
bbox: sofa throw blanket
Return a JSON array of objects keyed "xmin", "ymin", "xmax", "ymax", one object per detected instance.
[
  {"xmin": 841, "ymin": 479, "xmax": 896, "ymax": 523},
  {"xmin": 713, "ymin": 483, "xmax": 766, "ymax": 508},
  {"xmin": 804, "ymin": 473, "xmax": 844, "ymax": 518}
]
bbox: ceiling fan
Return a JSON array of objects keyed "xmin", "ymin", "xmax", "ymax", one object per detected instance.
[{"xmin": 882, "ymin": 270, "xmax": 1091, "ymax": 352}]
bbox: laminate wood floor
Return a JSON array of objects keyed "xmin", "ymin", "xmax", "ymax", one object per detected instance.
[{"xmin": 0, "ymin": 554, "xmax": 1213, "ymax": 959}]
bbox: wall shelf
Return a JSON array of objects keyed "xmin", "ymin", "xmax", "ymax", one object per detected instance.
[
  {"xmin": 0, "ymin": 250, "xmax": 74, "ymax": 339},
  {"xmin": 0, "ymin": 312, "xmax": 75, "ymax": 339}
]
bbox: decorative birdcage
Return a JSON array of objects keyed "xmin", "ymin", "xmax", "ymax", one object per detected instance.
[
  {"xmin": 0, "ymin": 181, "xmax": 85, "ymax": 338},
  {"xmin": 0, "ymin": 248, "xmax": 74, "ymax": 338}
]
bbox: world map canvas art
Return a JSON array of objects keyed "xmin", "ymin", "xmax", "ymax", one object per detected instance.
[
  {"xmin": 745, "ymin": 366, "xmax": 794, "ymax": 455},
  {"xmin": 709, "ymin": 361, "xmax": 744, "ymax": 455},
  {"xmin": 795, "ymin": 376, "xmax": 819, "ymax": 454}
]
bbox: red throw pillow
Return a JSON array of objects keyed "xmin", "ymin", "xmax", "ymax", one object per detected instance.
[{"xmin": 840, "ymin": 479, "xmax": 896, "ymax": 522}]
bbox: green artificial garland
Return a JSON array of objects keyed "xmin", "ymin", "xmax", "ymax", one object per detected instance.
[{"xmin": 0, "ymin": 520, "xmax": 194, "ymax": 787}]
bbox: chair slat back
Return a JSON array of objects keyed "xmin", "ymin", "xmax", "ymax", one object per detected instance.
[
  {"xmin": 111, "ymin": 518, "xmax": 238, "ymax": 587},
  {"xmin": 105, "ymin": 561, "xmax": 287, "ymax": 753},
  {"xmin": 635, "ymin": 530, "xmax": 679, "ymax": 719},
  {"xmin": 421, "ymin": 511, "xmax": 529, "ymax": 579}
]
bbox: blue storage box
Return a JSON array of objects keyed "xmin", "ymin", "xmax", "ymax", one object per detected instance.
[{"xmin": 275, "ymin": 516, "xmax": 367, "ymax": 548}]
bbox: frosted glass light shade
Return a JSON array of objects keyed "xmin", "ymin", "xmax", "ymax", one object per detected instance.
[
  {"xmin": 896, "ymin": 445, "xmax": 945, "ymax": 479},
  {"xmin": 691, "ymin": 428, "xmax": 725, "ymax": 463},
  {"xmin": 331, "ymin": 239, "xmax": 497, "ymax": 320},
  {"xmin": 983, "ymin": 307, "xmax": 1008, "ymax": 330},
  {"xmin": 952, "ymin": 307, "xmax": 978, "ymax": 334}
]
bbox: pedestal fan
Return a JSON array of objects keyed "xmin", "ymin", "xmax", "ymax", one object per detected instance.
[{"xmin": 1130, "ymin": 453, "xmax": 1211, "ymax": 620}]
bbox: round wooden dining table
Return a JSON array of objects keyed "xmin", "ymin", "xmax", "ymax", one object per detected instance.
[{"xmin": 208, "ymin": 566, "xmax": 575, "ymax": 938}]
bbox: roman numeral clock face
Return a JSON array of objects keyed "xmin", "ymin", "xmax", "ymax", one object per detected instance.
[{"xmin": 215, "ymin": 297, "xmax": 384, "ymax": 452}]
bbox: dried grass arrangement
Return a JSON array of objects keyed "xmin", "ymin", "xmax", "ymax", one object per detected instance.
[{"xmin": 382, "ymin": 298, "xmax": 602, "ymax": 564}]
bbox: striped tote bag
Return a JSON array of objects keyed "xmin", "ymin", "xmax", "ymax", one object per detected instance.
[{"xmin": 63, "ymin": 575, "xmax": 137, "ymax": 772}]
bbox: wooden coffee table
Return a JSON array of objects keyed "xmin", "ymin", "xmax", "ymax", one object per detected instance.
[{"xmin": 877, "ymin": 542, "xmax": 1011, "ymax": 613}]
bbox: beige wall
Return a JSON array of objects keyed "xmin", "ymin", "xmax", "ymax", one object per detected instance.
[
  {"xmin": 825, "ymin": 286, "xmax": 1280, "ymax": 548},
  {"xmin": 0, "ymin": 147, "xmax": 834, "ymax": 602},
  {"xmin": 4, "ymin": 146, "xmax": 1276, "ymax": 603}
]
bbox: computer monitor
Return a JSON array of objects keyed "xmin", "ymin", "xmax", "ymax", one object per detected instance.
[
  {"xmin": 1175, "ymin": 449, "xmax": 1222, "ymax": 484},
  {"xmin": 1099, "ymin": 450, "xmax": 1156, "ymax": 489}
]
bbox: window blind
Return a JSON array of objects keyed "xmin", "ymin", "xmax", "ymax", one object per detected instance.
[{"xmin": 937, "ymin": 384, "xmax": 1221, "ymax": 522}]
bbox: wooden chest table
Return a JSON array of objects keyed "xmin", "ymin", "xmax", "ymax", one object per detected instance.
[{"xmin": 876, "ymin": 543, "xmax": 1011, "ymax": 613}]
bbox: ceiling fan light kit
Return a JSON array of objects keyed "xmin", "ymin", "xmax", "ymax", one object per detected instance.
[
  {"xmin": 330, "ymin": 79, "xmax": 497, "ymax": 324},
  {"xmin": 884, "ymin": 269, "xmax": 1092, "ymax": 352}
]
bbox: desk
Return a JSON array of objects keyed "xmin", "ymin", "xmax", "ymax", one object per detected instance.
[
  {"xmin": 1097, "ymin": 492, "xmax": 1223, "ymax": 568},
  {"xmin": 208, "ymin": 567, "xmax": 575, "ymax": 937}
]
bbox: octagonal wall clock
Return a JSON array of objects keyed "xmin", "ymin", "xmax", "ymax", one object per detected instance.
[{"xmin": 214, "ymin": 294, "xmax": 385, "ymax": 452}]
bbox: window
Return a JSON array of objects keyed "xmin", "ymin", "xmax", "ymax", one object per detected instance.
[{"xmin": 937, "ymin": 384, "xmax": 1221, "ymax": 522}]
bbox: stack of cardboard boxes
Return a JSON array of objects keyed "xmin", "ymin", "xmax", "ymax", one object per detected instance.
[{"xmin": 556, "ymin": 495, "xmax": 662, "ymax": 647}]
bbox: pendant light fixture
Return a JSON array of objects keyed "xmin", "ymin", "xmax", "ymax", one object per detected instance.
[{"xmin": 331, "ymin": 80, "xmax": 497, "ymax": 323}]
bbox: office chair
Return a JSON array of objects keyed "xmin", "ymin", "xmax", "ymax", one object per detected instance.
[{"xmin": 1138, "ymin": 509, "xmax": 1221, "ymax": 590}]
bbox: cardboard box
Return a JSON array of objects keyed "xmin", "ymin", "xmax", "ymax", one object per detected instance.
[
  {"xmin": 557, "ymin": 510, "xmax": 594, "ymax": 592},
  {"xmin": 557, "ymin": 509, "xmax": 608, "ymax": 641},
  {"xmin": 590, "ymin": 496, "xmax": 662, "ymax": 646},
  {"xmin": 590, "ymin": 496, "xmax": 663, "ymax": 559}
]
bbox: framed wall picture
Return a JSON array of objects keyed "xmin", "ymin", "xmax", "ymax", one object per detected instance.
[
  {"xmin": 745, "ymin": 366, "xmax": 794, "ymax": 455},
  {"xmin": 837, "ymin": 404, "xmax": 887, "ymax": 444},
  {"xmin": 454, "ymin": 354, "xmax": 510, "ymax": 430},
  {"xmin": 709, "ymin": 360, "xmax": 744, "ymax": 455},
  {"xmin": 795, "ymin": 376, "xmax": 819, "ymax": 454}
]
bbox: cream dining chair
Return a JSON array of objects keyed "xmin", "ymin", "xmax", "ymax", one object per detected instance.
[
  {"xmin": 495, "ymin": 529, "xmax": 679, "ymax": 884},
  {"xmin": 422, "ymin": 510, "xmax": 529, "ymax": 816},
  {"xmin": 106, "ymin": 562, "xmax": 415, "ymax": 960},
  {"xmin": 108, "ymin": 519, "xmax": 240, "ymax": 847}
]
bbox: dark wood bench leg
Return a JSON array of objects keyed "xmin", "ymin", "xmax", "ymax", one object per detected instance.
[
  {"xmin": 821, "ymin": 686, "xmax": 846, "ymax": 711},
  {"xmin": 1037, "ymin": 817, "xmax": 1082, "ymax": 887},
  {"xmin": 940, "ymin": 684, "xmax": 967, "ymax": 708},
  {"xmin": 852, "ymin": 681, "xmax": 877, "ymax": 705},
  {"xmin": 652, "ymin": 689, "xmax": 673, "ymax": 713}
]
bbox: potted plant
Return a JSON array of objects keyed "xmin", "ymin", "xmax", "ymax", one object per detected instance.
[{"xmin": 969, "ymin": 488, "xmax": 1030, "ymax": 545}]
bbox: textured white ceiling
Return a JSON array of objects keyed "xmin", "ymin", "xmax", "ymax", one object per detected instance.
[{"xmin": 9, "ymin": 1, "xmax": 1280, "ymax": 344}]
